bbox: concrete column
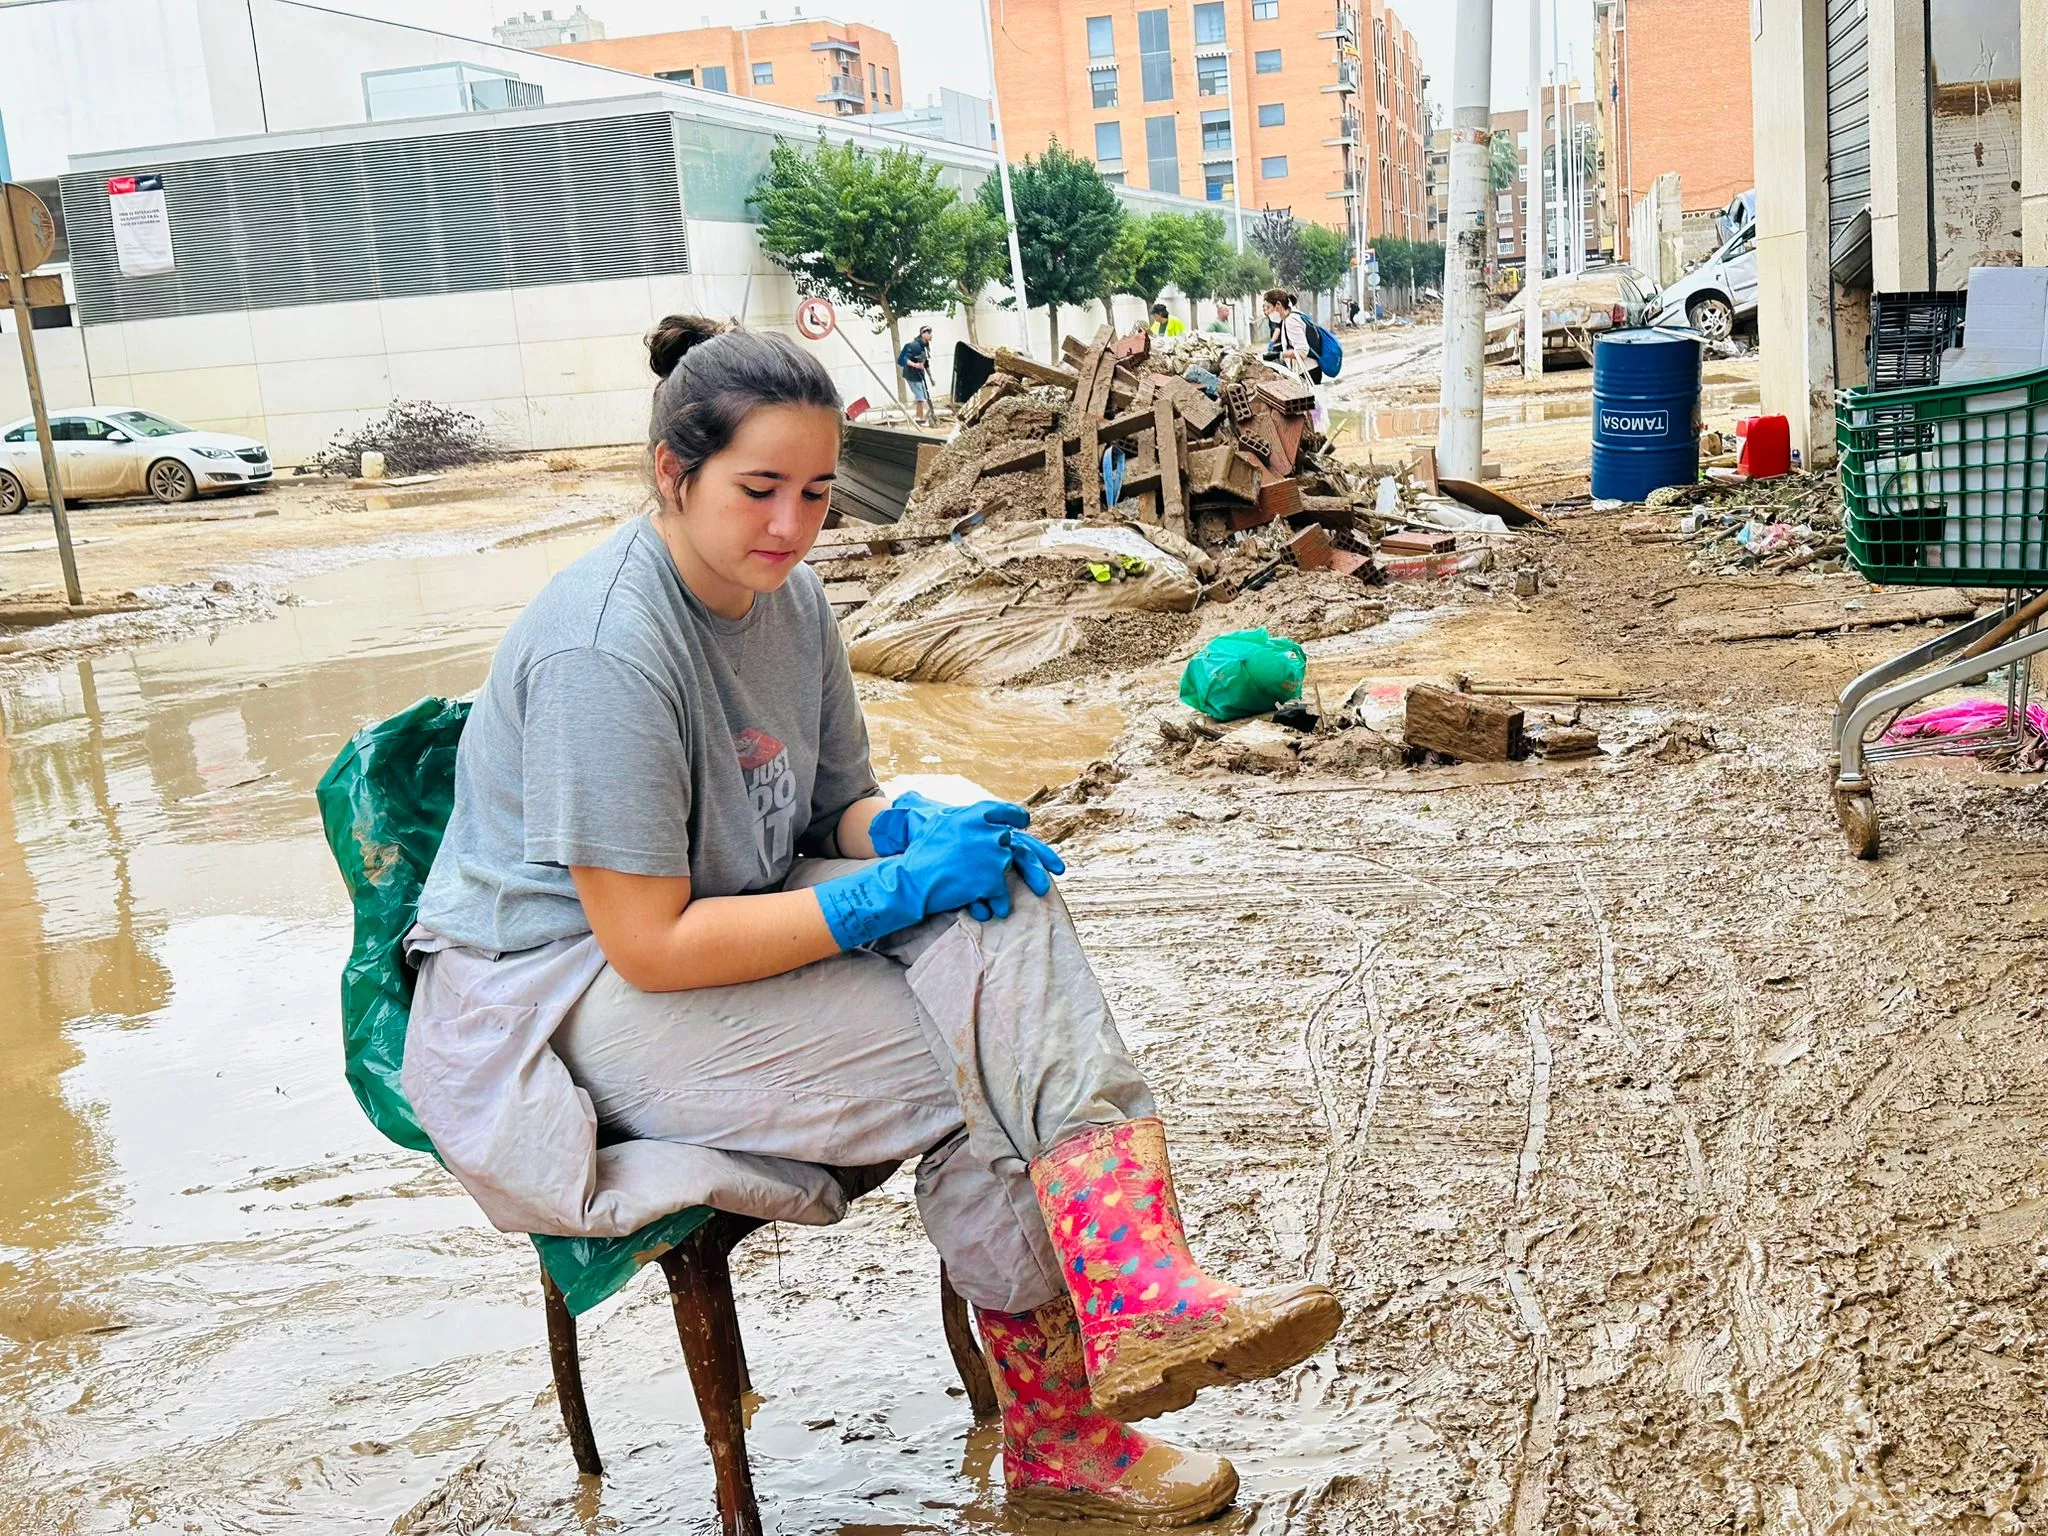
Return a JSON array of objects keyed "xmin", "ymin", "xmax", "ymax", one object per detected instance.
[
  {"xmin": 2026, "ymin": 0, "xmax": 2048, "ymax": 264},
  {"xmin": 1869, "ymin": 0, "xmax": 1933, "ymax": 289},
  {"xmin": 1753, "ymin": 0, "xmax": 1836, "ymax": 463}
]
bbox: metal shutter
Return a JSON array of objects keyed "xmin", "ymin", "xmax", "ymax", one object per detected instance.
[
  {"xmin": 1826, "ymin": 0, "xmax": 1872, "ymax": 245},
  {"xmin": 61, "ymin": 112, "xmax": 690, "ymax": 325}
]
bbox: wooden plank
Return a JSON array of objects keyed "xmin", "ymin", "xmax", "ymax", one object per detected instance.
[
  {"xmin": 1061, "ymin": 335, "xmax": 1091, "ymax": 366},
  {"xmin": 980, "ymin": 442, "xmax": 1050, "ymax": 476},
  {"xmin": 1079, "ymin": 417, "xmax": 1104, "ymax": 521},
  {"xmin": 822, "ymin": 581, "xmax": 873, "ymax": 606},
  {"xmin": 1677, "ymin": 590, "xmax": 1978, "ymax": 642},
  {"xmin": 1154, "ymin": 396, "xmax": 1187, "ymax": 541},
  {"xmin": 1165, "ymin": 379, "xmax": 1225, "ymax": 435},
  {"xmin": 1404, "ymin": 684, "xmax": 1525, "ymax": 762},
  {"xmin": 914, "ymin": 441, "xmax": 943, "ymax": 487},
  {"xmin": 1440, "ymin": 477, "xmax": 1554, "ymax": 528},
  {"xmin": 993, "ymin": 348, "xmax": 1081, "ymax": 391},
  {"xmin": 1097, "ymin": 408, "xmax": 1155, "ymax": 445},
  {"xmin": 1044, "ymin": 433, "xmax": 1067, "ymax": 518}
]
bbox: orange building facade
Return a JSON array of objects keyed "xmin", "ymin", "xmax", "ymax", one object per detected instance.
[
  {"xmin": 543, "ymin": 18, "xmax": 904, "ymax": 118},
  {"xmin": 989, "ymin": 0, "xmax": 1428, "ymax": 246},
  {"xmin": 1599, "ymin": 0, "xmax": 1753, "ymax": 232}
]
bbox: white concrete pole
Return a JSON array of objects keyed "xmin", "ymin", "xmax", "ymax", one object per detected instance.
[
  {"xmin": 978, "ymin": 0, "xmax": 1036, "ymax": 357},
  {"xmin": 1524, "ymin": 0, "xmax": 1545, "ymax": 379},
  {"xmin": 2025, "ymin": 0, "xmax": 2048, "ymax": 265},
  {"xmin": 1551, "ymin": 0, "xmax": 1564, "ymax": 276},
  {"xmin": 1868, "ymin": 0, "xmax": 1932, "ymax": 287},
  {"xmin": 1437, "ymin": 0, "xmax": 1494, "ymax": 481}
]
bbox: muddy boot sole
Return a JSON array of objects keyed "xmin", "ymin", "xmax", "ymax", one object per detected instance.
[
  {"xmin": 1006, "ymin": 1464, "xmax": 1239, "ymax": 1527},
  {"xmin": 1090, "ymin": 1284, "xmax": 1344, "ymax": 1423}
]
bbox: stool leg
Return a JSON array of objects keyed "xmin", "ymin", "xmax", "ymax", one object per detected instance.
[
  {"xmin": 541, "ymin": 1265, "xmax": 603, "ymax": 1477},
  {"xmin": 659, "ymin": 1233, "xmax": 762, "ymax": 1536},
  {"xmin": 939, "ymin": 1265, "xmax": 999, "ymax": 1421}
]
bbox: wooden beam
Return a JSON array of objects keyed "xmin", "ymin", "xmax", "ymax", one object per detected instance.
[
  {"xmin": 979, "ymin": 442, "xmax": 1049, "ymax": 476},
  {"xmin": 1044, "ymin": 432, "xmax": 1068, "ymax": 518},
  {"xmin": 1079, "ymin": 417, "xmax": 1104, "ymax": 520},
  {"xmin": 1155, "ymin": 396, "xmax": 1187, "ymax": 541},
  {"xmin": 1403, "ymin": 684, "xmax": 1525, "ymax": 763},
  {"xmin": 993, "ymin": 348, "xmax": 1080, "ymax": 391}
]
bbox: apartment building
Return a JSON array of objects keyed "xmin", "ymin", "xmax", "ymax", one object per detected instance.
[
  {"xmin": 1595, "ymin": 0, "xmax": 1754, "ymax": 258},
  {"xmin": 543, "ymin": 16, "xmax": 903, "ymax": 118},
  {"xmin": 989, "ymin": 0, "xmax": 1429, "ymax": 246},
  {"xmin": 1487, "ymin": 90, "xmax": 1603, "ymax": 275},
  {"xmin": 494, "ymin": 6, "xmax": 603, "ymax": 48}
]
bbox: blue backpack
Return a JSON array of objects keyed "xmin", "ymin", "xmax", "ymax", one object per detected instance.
[{"xmin": 1299, "ymin": 316, "xmax": 1345, "ymax": 380}]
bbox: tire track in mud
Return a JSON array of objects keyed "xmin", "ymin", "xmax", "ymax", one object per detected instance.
[
  {"xmin": 1300, "ymin": 926, "xmax": 1395, "ymax": 1290},
  {"xmin": 1504, "ymin": 1002, "xmax": 1560, "ymax": 1536}
]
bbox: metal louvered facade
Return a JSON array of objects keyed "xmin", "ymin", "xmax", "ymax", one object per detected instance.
[
  {"xmin": 60, "ymin": 111, "xmax": 690, "ymax": 325},
  {"xmin": 1825, "ymin": 0, "xmax": 1872, "ymax": 246}
]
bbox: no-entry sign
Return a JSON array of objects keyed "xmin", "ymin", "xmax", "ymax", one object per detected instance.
[{"xmin": 795, "ymin": 297, "xmax": 836, "ymax": 341}]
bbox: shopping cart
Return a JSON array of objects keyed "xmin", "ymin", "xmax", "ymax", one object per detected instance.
[{"xmin": 1831, "ymin": 365, "xmax": 2048, "ymax": 857}]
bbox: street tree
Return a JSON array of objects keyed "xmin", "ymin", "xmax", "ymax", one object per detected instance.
[
  {"xmin": 1214, "ymin": 248, "xmax": 1277, "ymax": 305},
  {"xmin": 934, "ymin": 200, "xmax": 1009, "ymax": 346},
  {"xmin": 1297, "ymin": 223, "xmax": 1352, "ymax": 311},
  {"xmin": 977, "ymin": 140, "xmax": 1125, "ymax": 358},
  {"xmin": 1160, "ymin": 212, "xmax": 1232, "ymax": 324},
  {"xmin": 1249, "ymin": 209, "xmax": 1305, "ymax": 287},
  {"xmin": 1490, "ymin": 129, "xmax": 1522, "ymax": 193},
  {"xmin": 749, "ymin": 135, "xmax": 960, "ymax": 397}
]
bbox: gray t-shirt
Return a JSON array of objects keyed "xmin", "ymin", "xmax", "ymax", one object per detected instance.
[{"xmin": 417, "ymin": 517, "xmax": 879, "ymax": 954}]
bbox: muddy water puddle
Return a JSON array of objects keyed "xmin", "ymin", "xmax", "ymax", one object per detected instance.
[{"xmin": 0, "ymin": 528, "xmax": 1133, "ymax": 1532}]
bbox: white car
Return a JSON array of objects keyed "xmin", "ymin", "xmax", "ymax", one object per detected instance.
[
  {"xmin": 1650, "ymin": 219, "xmax": 1760, "ymax": 342},
  {"xmin": 0, "ymin": 407, "xmax": 273, "ymax": 514}
]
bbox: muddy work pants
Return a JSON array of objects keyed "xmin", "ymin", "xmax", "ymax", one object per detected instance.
[{"xmin": 552, "ymin": 864, "xmax": 1155, "ymax": 1315}]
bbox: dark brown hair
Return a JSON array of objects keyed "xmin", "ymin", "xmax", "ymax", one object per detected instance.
[
  {"xmin": 645, "ymin": 315, "xmax": 842, "ymax": 496},
  {"xmin": 1263, "ymin": 288, "xmax": 1297, "ymax": 309}
]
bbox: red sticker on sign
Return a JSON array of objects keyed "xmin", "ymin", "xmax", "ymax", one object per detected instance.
[{"xmin": 107, "ymin": 176, "xmax": 137, "ymax": 195}]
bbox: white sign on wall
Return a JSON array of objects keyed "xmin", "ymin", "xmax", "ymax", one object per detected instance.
[{"xmin": 107, "ymin": 174, "xmax": 175, "ymax": 277}]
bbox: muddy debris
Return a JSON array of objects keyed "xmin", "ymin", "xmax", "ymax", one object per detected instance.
[{"xmin": 1630, "ymin": 468, "xmax": 1848, "ymax": 576}]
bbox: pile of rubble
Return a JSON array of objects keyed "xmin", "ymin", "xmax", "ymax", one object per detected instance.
[{"xmin": 1634, "ymin": 469, "xmax": 1848, "ymax": 576}]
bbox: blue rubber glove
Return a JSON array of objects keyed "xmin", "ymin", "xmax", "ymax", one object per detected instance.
[
  {"xmin": 816, "ymin": 804, "xmax": 1023, "ymax": 950},
  {"xmin": 967, "ymin": 829, "xmax": 1066, "ymax": 921},
  {"xmin": 868, "ymin": 793, "xmax": 1069, "ymax": 922},
  {"xmin": 866, "ymin": 790, "xmax": 951, "ymax": 857}
]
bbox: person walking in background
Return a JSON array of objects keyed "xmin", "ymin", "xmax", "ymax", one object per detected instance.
[
  {"xmin": 1149, "ymin": 303, "xmax": 1187, "ymax": 339},
  {"xmin": 898, "ymin": 324, "xmax": 936, "ymax": 427}
]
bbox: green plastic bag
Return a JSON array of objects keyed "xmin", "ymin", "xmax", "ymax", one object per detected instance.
[
  {"xmin": 1178, "ymin": 628, "xmax": 1308, "ymax": 721},
  {"xmin": 316, "ymin": 696, "xmax": 712, "ymax": 1315}
]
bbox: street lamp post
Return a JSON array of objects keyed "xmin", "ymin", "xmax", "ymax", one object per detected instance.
[{"xmin": 978, "ymin": 0, "xmax": 1036, "ymax": 357}]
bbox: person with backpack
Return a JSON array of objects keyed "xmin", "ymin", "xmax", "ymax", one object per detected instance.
[{"xmin": 1261, "ymin": 289, "xmax": 1342, "ymax": 384}]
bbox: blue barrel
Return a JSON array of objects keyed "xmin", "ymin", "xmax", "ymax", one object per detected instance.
[{"xmin": 1591, "ymin": 330, "xmax": 1702, "ymax": 501}]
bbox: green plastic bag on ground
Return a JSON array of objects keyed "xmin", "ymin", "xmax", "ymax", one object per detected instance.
[
  {"xmin": 1179, "ymin": 628, "xmax": 1308, "ymax": 721},
  {"xmin": 317, "ymin": 696, "xmax": 712, "ymax": 1316}
]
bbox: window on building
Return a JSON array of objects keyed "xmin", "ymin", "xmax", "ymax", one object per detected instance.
[
  {"xmin": 1252, "ymin": 0, "xmax": 1277, "ymax": 16},
  {"xmin": 1192, "ymin": 2, "xmax": 1224, "ymax": 45},
  {"xmin": 1095, "ymin": 120, "xmax": 1124, "ymax": 167},
  {"xmin": 702, "ymin": 64, "xmax": 728, "ymax": 92},
  {"xmin": 1254, "ymin": 48, "xmax": 1281, "ymax": 73},
  {"xmin": 1498, "ymin": 228, "xmax": 1516, "ymax": 252},
  {"xmin": 655, "ymin": 68, "xmax": 696, "ymax": 85},
  {"xmin": 752, "ymin": 60, "xmax": 774, "ymax": 85},
  {"xmin": 1146, "ymin": 113, "xmax": 1180, "ymax": 194},
  {"xmin": 868, "ymin": 62, "xmax": 877, "ymax": 102},
  {"xmin": 1138, "ymin": 9, "xmax": 1173, "ymax": 102},
  {"xmin": 1087, "ymin": 15, "xmax": 1115, "ymax": 58},
  {"xmin": 1206, "ymin": 172, "xmax": 1231, "ymax": 202},
  {"xmin": 1261, "ymin": 155, "xmax": 1288, "ymax": 178},
  {"xmin": 1090, "ymin": 68, "xmax": 1120, "ymax": 108},
  {"xmin": 1200, "ymin": 108, "xmax": 1232, "ymax": 156},
  {"xmin": 1258, "ymin": 102, "xmax": 1285, "ymax": 127},
  {"xmin": 881, "ymin": 66, "xmax": 891, "ymax": 102},
  {"xmin": 1196, "ymin": 53, "xmax": 1227, "ymax": 95}
]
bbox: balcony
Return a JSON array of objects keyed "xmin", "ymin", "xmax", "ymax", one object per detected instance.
[
  {"xmin": 1324, "ymin": 111, "xmax": 1360, "ymax": 147},
  {"xmin": 1322, "ymin": 59, "xmax": 1360, "ymax": 95},
  {"xmin": 817, "ymin": 73, "xmax": 864, "ymax": 105},
  {"xmin": 810, "ymin": 36, "xmax": 860, "ymax": 56},
  {"xmin": 1318, "ymin": 5, "xmax": 1358, "ymax": 43}
]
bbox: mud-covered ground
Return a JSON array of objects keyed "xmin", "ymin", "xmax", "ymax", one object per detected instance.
[{"xmin": 4, "ymin": 340, "xmax": 2045, "ymax": 1533}]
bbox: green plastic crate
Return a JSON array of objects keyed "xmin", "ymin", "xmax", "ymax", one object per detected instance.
[{"xmin": 1838, "ymin": 364, "xmax": 2048, "ymax": 587}]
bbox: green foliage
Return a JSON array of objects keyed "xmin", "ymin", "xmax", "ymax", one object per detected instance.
[
  {"xmin": 934, "ymin": 200, "xmax": 1010, "ymax": 313},
  {"xmin": 1214, "ymin": 248, "xmax": 1277, "ymax": 300},
  {"xmin": 1162, "ymin": 212, "xmax": 1232, "ymax": 303},
  {"xmin": 1489, "ymin": 129, "xmax": 1522, "ymax": 193},
  {"xmin": 1411, "ymin": 241, "xmax": 1446, "ymax": 287},
  {"xmin": 1297, "ymin": 223, "xmax": 1352, "ymax": 297},
  {"xmin": 1373, "ymin": 237, "xmax": 1415, "ymax": 291},
  {"xmin": 748, "ymin": 135, "xmax": 960, "ymax": 332},
  {"xmin": 1105, "ymin": 211, "xmax": 1232, "ymax": 307},
  {"xmin": 977, "ymin": 139, "xmax": 1125, "ymax": 317}
]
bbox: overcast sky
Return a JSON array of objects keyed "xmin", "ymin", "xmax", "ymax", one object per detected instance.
[{"xmin": 361, "ymin": 0, "xmax": 1596, "ymax": 121}]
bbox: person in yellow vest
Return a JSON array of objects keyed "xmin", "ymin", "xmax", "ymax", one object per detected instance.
[{"xmin": 1148, "ymin": 302, "xmax": 1187, "ymax": 338}]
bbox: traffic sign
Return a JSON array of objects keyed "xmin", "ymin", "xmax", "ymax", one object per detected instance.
[
  {"xmin": 4, "ymin": 183, "xmax": 56, "ymax": 273},
  {"xmin": 795, "ymin": 297, "xmax": 837, "ymax": 341},
  {"xmin": 1368, "ymin": 273, "xmax": 1383, "ymax": 288}
]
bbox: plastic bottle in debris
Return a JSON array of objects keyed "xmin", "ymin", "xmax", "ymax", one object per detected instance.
[{"xmin": 1375, "ymin": 476, "xmax": 1400, "ymax": 517}]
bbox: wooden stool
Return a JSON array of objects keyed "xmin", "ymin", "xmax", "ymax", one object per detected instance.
[{"xmin": 538, "ymin": 1173, "xmax": 999, "ymax": 1536}]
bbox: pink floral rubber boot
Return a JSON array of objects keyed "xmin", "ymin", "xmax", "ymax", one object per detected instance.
[
  {"xmin": 976, "ymin": 1298, "xmax": 1238, "ymax": 1527},
  {"xmin": 1029, "ymin": 1117, "xmax": 1343, "ymax": 1422}
]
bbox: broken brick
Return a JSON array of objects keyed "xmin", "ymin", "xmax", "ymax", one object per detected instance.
[
  {"xmin": 1287, "ymin": 524, "xmax": 1333, "ymax": 571},
  {"xmin": 1257, "ymin": 478, "xmax": 1304, "ymax": 522}
]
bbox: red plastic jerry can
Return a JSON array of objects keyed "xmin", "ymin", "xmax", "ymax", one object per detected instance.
[{"xmin": 1737, "ymin": 415, "xmax": 1792, "ymax": 480}]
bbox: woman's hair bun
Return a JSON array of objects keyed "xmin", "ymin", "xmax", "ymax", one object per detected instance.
[{"xmin": 647, "ymin": 315, "xmax": 727, "ymax": 380}]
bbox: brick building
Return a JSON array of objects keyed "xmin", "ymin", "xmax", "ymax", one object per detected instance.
[
  {"xmin": 542, "ymin": 16, "xmax": 903, "ymax": 118},
  {"xmin": 1488, "ymin": 89, "xmax": 1602, "ymax": 274},
  {"xmin": 1596, "ymin": 0, "xmax": 1754, "ymax": 255},
  {"xmin": 988, "ymin": 0, "xmax": 1429, "ymax": 246}
]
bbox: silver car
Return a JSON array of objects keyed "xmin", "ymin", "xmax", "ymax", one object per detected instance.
[
  {"xmin": 0, "ymin": 407, "xmax": 273, "ymax": 514},
  {"xmin": 1650, "ymin": 219, "xmax": 1760, "ymax": 342}
]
